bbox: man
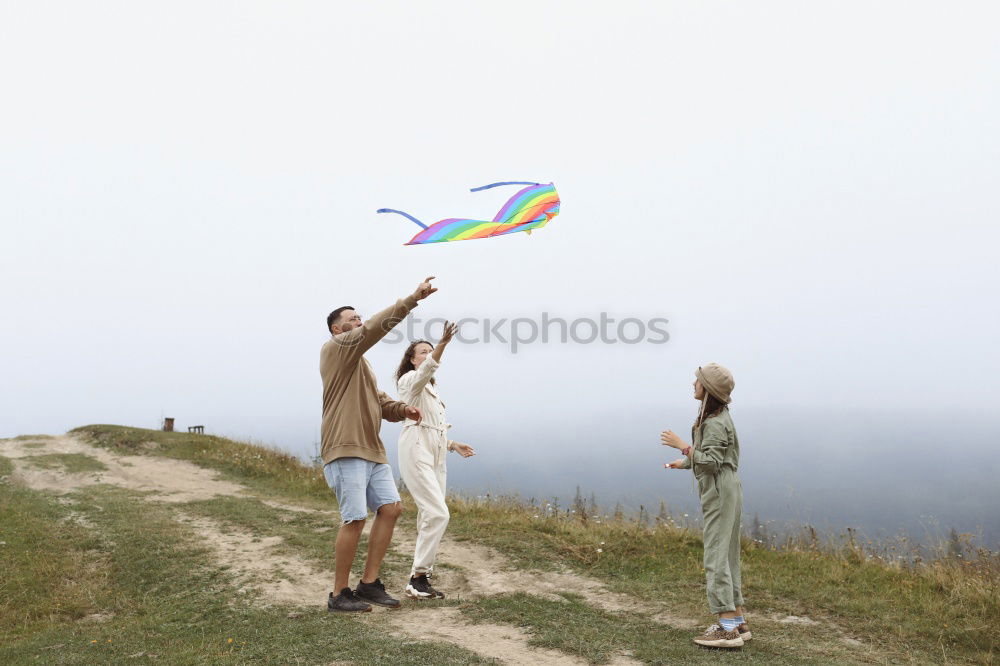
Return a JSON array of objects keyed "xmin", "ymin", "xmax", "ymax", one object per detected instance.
[{"xmin": 321, "ymin": 276, "xmax": 438, "ymax": 613}]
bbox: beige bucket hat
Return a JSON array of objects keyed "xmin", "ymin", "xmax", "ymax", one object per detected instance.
[{"xmin": 695, "ymin": 363, "xmax": 735, "ymax": 404}]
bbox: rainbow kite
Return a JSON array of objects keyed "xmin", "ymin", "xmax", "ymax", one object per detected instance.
[{"xmin": 378, "ymin": 181, "xmax": 560, "ymax": 245}]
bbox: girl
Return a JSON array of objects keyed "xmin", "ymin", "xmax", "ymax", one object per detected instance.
[
  {"xmin": 395, "ymin": 321, "xmax": 475, "ymax": 599},
  {"xmin": 662, "ymin": 363, "xmax": 749, "ymax": 649}
]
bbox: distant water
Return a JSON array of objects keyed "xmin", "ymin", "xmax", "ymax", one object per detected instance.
[{"xmin": 270, "ymin": 407, "xmax": 1000, "ymax": 549}]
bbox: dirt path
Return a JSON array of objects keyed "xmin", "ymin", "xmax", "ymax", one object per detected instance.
[
  {"xmin": 391, "ymin": 529, "xmax": 700, "ymax": 628},
  {"xmin": 2, "ymin": 434, "xmax": 245, "ymax": 502},
  {"xmin": 177, "ymin": 513, "xmax": 329, "ymax": 607},
  {"xmin": 388, "ymin": 607, "xmax": 637, "ymax": 666}
]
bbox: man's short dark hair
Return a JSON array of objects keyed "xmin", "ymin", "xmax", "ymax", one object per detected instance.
[{"xmin": 327, "ymin": 306, "xmax": 355, "ymax": 333}]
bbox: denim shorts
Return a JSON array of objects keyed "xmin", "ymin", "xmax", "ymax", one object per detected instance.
[{"xmin": 323, "ymin": 457, "xmax": 401, "ymax": 523}]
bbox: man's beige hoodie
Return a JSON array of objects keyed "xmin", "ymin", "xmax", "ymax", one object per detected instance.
[{"xmin": 320, "ymin": 295, "xmax": 419, "ymax": 465}]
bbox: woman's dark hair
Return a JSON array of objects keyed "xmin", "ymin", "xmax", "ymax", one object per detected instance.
[
  {"xmin": 694, "ymin": 392, "xmax": 727, "ymax": 429},
  {"xmin": 395, "ymin": 340, "xmax": 435, "ymax": 386},
  {"xmin": 327, "ymin": 306, "xmax": 355, "ymax": 333}
]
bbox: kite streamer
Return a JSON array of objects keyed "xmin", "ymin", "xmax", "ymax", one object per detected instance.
[{"xmin": 378, "ymin": 181, "xmax": 560, "ymax": 245}]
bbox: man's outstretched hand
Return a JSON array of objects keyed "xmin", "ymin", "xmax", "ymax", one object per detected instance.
[
  {"xmin": 413, "ymin": 276, "xmax": 438, "ymax": 301},
  {"xmin": 404, "ymin": 406, "xmax": 422, "ymax": 424}
]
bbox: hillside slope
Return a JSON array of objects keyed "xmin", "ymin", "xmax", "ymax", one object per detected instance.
[{"xmin": 1, "ymin": 426, "xmax": 994, "ymax": 665}]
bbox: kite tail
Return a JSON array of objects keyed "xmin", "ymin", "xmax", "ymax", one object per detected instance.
[
  {"xmin": 376, "ymin": 208, "xmax": 428, "ymax": 230},
  {"xmin": 470, "ymin": 181, "xmax": 540, "ymax": 192}
]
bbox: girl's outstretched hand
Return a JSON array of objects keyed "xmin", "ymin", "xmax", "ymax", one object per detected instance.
[
  {"xmin": 665, "ymin": 458, "xmax": 687, "ymax": 469},
  {"xmin": 660, "ymin": 430, "xmax": 685, "ymax": 449}
]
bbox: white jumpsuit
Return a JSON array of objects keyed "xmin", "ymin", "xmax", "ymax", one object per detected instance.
[{"xmin": 396, "ymin": 356, "xmax": 452, "ymax": 576}]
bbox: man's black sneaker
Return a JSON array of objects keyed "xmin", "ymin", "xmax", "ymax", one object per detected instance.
[
  {"xmin": 406, "ymin": 574, "xmax": 445, "ymax": 599},
  {"xmin": 355, "ymin": 578, "xmax": 401, "ymax": 608},
  {"xmin": 327, "ymin": 588, "xmax": 372, "ymax": 613}
]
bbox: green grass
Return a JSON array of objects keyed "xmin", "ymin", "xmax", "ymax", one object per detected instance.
[
  {"xmin": 0, "ymin": 481, "xmax": 490, "ymax": 665},
  {"xmin": 22, "ymin": 453, "xmax": 107, "ymax": 473},
  {"xmin": 0, "ymin": 457, "xmax": 108, "ymax": 643},
  {"xmin": 63, "ymin": 425, "xmax": 999, "ymax": 665},
  {"xmin": 462, "ymin": 592, "xmax": 851, "ymax": 665},
  {"xmin": 444, "ymin": 496, "xmax": 998, "ymax": 664}
]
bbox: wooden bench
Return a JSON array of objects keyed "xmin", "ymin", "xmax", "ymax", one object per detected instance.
[{"xmin": 187, "ymin": 425, "xmax": 205, "ymax": 434}]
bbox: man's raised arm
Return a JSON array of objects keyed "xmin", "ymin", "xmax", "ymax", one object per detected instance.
[{"xmin": 331, "ymin": 277, "xmax": 438, "ymax": 358}]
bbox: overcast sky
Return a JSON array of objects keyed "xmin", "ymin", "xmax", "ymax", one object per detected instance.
[{"xmin": 2, "ymin": 1, "xmax": 998, "ymax": 473}]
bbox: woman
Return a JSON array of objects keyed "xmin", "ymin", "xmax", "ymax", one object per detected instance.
[
  {"xmin": 395, "ymin": 321, "xmax": 475, "ymax": 599},
  {"xmin": 662, "ymin": 363, "xmax": 750, "ymax": 649}
]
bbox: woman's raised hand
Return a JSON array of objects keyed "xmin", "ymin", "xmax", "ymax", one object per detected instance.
[
  {"xmin": 439, "ymin": 320, "xmax": 458, "ymax": 345},
  {"xmin": 431, "ymin": 320, "xmax": 458, "ymax": 364}
]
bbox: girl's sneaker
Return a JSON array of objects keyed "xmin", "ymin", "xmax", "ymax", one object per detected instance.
[
  {"xmin": 737, "ymin": 622, "xmax": 752, "ymax": 642},
  {"xmin": 693, "ymin": 624, "xmax": 744, "ymax": 648},
  {"xmin": 406, "ymin": 574, "xmax": 445, "ymax": 599}
]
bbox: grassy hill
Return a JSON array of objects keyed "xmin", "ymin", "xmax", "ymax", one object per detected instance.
[{"xmin": 1, "ymin": 425, "xmax": 995, "ymax": 665}]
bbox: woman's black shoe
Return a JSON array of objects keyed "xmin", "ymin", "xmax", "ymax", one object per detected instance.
[{"xmin": 406, "ymin": 574, "xmax": 445, "ymax": 599}]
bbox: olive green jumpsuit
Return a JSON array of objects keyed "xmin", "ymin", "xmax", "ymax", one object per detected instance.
[{"xmin": 679, "ymin": 408, "xmax": 743, "ymax": 614}]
